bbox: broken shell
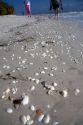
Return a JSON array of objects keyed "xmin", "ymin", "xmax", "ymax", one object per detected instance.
[
  {"xmin": 20, "ymin": 115, "xmax": 27, "ymax": 125},
  {"xmin": 21, "ymin": 95, "xmax": 29, "ymax": 105},
  {"xmin": 6, "ymin": 108, "xmax": 13, "ymax": 114},
  {"xmin": 30, "ymin": 86, "xmax": 35, "ymax": 91},
  {"xmin": 26, "ymin": 120, "xmax": 34, "ymax": 125},
  {"xmin": 35, "ymin": 73, "xmax": 39, "ymax": 76},
  {"xmin": 59, "ymin": 90, "xmax": 68, "ymax": 97},
  {"xmin": 75, "ymin": 89, "xmax": 80, "ymax": 95},
  {"xmin": 43, "ymin": 114, "xmax": 50, "ymax": 124},
  {"xmin": 53, "ymin": 122, "xmax": 59, "ymax": 125},
  {"xmin": 26, "ymin": 114, "xmax": 31, "ymax": 121},
  {"xmin": 35, "ymin": 79, "xmax": 40, "ymax": 84},
  {"xmin": 37, "ymin": 114, "xmax": 45, "ymax": 122},
  {"xmin": 41, "ymin": 71, "xmax": 45, "ymax": 74},
  {"xmin": 52, "ymin": 82, "xmax": 58, "ymax": 87}
]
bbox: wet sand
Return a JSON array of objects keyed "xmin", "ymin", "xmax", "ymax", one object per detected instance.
[{"xmin": 0, "ymin": 15, "xmax": 83, "ymax": 125}]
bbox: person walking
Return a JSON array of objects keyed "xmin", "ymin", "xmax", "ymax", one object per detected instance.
[
  {"xmin": 24, "ymin": 0, "xmax": 31, "ymax": 16},
  {"xmin": 49, "ymin": 0, "xmax": 63, "ymax": 18}
]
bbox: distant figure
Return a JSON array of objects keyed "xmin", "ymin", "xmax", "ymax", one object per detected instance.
[
  {"xmin": 49, "ymin": 0, "xmax": 63, "ymax": 17},
  {"xmin": 24, "ymin": 0, "xmax": 31, "ymax": 16}
]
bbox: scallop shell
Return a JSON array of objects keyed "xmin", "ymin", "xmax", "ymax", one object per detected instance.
[
  {"xmin": 21, "ymin": 95, "xmax": 29, "ymax": 105},
  {"xmin": 20, "ymin": 115, "xmax": 27, "ymax": 125},
  {"xmin": 6, "ymin": 108, "xmax": 13, "ymax": 114},
  {"xmin": 43, "ymin": 114, "xmax": 50, "ymax": 124}
]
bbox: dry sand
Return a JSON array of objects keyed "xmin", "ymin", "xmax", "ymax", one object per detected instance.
[{"xmin": 0, "ymin": 15, "xmax": 83, "ymax": 125}]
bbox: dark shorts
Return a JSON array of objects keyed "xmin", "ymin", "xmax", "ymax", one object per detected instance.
[{"xmin": 53, "ymin": 2, "xmax": 59, "ymax": 10}]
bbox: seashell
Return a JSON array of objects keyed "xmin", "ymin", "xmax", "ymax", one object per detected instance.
[
  {"xmin": 11, "ymin": 87, "xmax": 17, "ymax": 94},
  {"xmin": 41, "ymin": 71, "xmax": 45, "ymax": 74},
  {"xmin": 75, "ymin": 89, "xmax": 80, "ymax": 95},
  {"xmin": 26, "ymin": 114, "xmax": 31, "ymax": 121},
  {"xmin": 63, "ymin": 90, "xmax": 68, "ymax": 97},
  {"xmin": 37, "ymin": 114, "xmax": 44, "ymax": 122},
  {"xmin": 47, "ymin": 90, "xmax": 53, "ymax": 95},
  {"xmin": 35, "ymin": 73, "xmax": 39, "ymax": 76},
  {"xmin": 59, "ymin": 90, "xmax": 68, "ymax": 97},
  {"xmin": 6, "ymin": 108, "xmax": 13, "ymax": 114},
  {"xmin": 30, "ymin": 86, "xmax": 35, "ymax": 91},
  {"xmin": 26, "ymin": 120, "xmax": 34, "ymax": 125},
  {"xmin": 52, "ymin": 82, "xmax": 58, "ymax": 87},
  {"xmin": 21, "ymin": 95, "xmax": 29, "ymax": 105},
  {"xmin": 30, "ymin": 105, "xmax": 35, "ymax": 111},
  {"xmin": 44, "ymin": 67, "xmax": 48, "ymax": 70},
  {"xmin": 43, "ymin": 114, "xmax": 50, "ymax": 124},
  {"xmin": 53, "ymin": 121, "xmax": 59, "ymax": 125},
  {"xmin": 35, "ymin": 79, "xmax": 40, "ymax": 84},
  {"xmin": 49, "ymin": 73, "xmax": 54, "ymax": 76},
  {"xmin": 20, "ymin": 115, "xmax": 27, "ymax": 125}
]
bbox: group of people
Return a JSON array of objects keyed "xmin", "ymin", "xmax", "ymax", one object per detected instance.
[{"xmin": 24, "ymin": 0, "xmax": 63, "ymax": 18}]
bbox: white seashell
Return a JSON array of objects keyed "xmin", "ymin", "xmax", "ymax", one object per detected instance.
[
  {"xmin": 63, "ymin": 90, "xmax": 68, "ymax": 97},
  {"xmin": 37, "ymin": 114, "xmax": 44, "ymax": 122},
  {"xmin": 20, "ymin": 115, "xmax": 27, "ymax": 125},
  {"xmin": 30, "ymin": 105, "xmax": 35, "ymax": 111},
  {"xmin": 35, "ymin": 79, "xmax": 40, "ymax": 84},
  {"xmin": 26, "ymin": 114, "xmax": 31, "ymax": 121},
  {"xmin": 30, "ymin": 86, "xmax": 35, "ymax": 91},
  {"xmin": 75, "ymin": 89, "xmax": 80, "ymax": 95},
  {"xmin": 29, "ymin": 62, "xmax": 33, "ymax": 65},
  {"xmin": 21, "ymin": 95, "xmax": 29, "ymax": 105},
  {"xmin": 35, "ymin": 73, "xmax": 39, "ymax": 76},
  {"xmin": 53, "ymin": 121, "xmax": 59, "ymax": 125},
  {"xmin": 52, "ymin": 82, "xmax": 58, "ymax": 87},
  {"xmin": 6, "ymin": 108, "xmax": 13, "ymax": 114},
  {"xmin": 26, "ymin": 120, "xmax": 34, "ymax": 125},
  {"xmin": 44, "ymin": 67, "xmax": 48, "ymax": 70},
  {"xmin": 43, "ymin": 114, "xmax": 50, "ymax": 124},
  {"xmin": 41, "ymin": 71, "xmax": 45, "ymax": 74},
  {"xmin": 11, "ymin": 87, "xmax": 17, "ymax": 94},
  {"xmin": 49, "ymin": 73, "xmax": 54, "ymax": 76},
  {"xmin": 31, "ymin": 78, "xmax": 35, "ymax": 81}
]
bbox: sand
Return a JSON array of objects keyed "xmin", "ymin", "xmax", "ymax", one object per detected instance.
[{"xmin": 0, "ymin": 15, "xmax": 83, "ymax": 125}]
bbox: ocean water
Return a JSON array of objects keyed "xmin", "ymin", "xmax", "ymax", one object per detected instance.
[{"xmin": 4, "ymin": 0, "xmax": 83, "ymax": 22}]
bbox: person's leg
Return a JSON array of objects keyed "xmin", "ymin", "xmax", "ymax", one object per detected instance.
[{"xmin": 56, "ymin": 8, "xmax": 59, "ymax": 18}]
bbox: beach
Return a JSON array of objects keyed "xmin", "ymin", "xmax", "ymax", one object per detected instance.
[{"xmin": 0, "ymin": 15, "xmax": 83, "ymax": 125}]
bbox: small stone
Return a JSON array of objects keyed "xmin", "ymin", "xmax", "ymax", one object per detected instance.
[{"xmin": 36, "ymin": 109, "xmax": 44, "ymax": 115}]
